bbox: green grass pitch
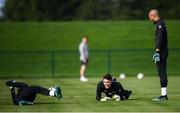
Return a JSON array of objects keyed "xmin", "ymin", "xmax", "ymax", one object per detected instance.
[{"xmin": 0, "ymin": 76, "xmax": 180, "ymax": 112}]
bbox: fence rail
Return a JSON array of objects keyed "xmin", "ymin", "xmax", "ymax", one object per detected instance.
[{"xmin": 0, "ymin": 49, "xmax": 179, "ymax": 78}]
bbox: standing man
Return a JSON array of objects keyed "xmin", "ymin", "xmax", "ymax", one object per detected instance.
[
  {"xmin": 148, "ymin": 9, "xmax": 168, "ymax": 101},
  {"xmin": 79, "ymin": 36, "xmax": 89, "ymax": 82}
]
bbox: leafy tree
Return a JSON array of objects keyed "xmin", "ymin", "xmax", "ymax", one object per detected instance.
[{"xmin": 4, "ymin": 0, "xmax": 180, "ymax": 21}]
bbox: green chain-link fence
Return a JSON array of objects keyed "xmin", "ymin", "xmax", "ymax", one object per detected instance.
[{"xmin": 0, "ymin": 49, "xmax": 179, "ymax": 78}]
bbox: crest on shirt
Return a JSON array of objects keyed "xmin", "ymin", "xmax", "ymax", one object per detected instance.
[{"xmin": 158, "ymin": 25, "xmax": 162, "ymax": 29}]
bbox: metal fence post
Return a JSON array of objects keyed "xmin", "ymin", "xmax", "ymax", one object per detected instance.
[
  {"xmin": 51, "ymin": 51, "xmax": 55, "ymax": 77},
  {"xmin": 108, "ymin": 50, "xmax": 111, "ymax": 73}
]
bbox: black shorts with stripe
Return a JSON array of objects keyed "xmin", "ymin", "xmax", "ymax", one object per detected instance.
[{"xmin": 80, "ymin": 59, "xmax": 88, "ymax": 66}]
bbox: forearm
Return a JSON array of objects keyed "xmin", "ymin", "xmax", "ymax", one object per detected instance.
[{"xmin": 96, "ymin": 92, "xmax": 101, "ymax": 101}]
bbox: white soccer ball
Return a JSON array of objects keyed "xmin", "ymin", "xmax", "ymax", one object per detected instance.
[
  {"xmin": 137, "ymin": 73, "xmax": 144, "ymax": 79},
  {"xmin": 119, "ymin": 73, "xmax": 126, "ymax": 80}
]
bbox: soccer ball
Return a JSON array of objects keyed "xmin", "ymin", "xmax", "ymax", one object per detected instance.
[
  {"xmin": 137, "ymin": 73, "xmax": 144, "ymax": 79},
  {"xmin": 119, "ymin": 73, "xmax": 126, "ymax": 79}
]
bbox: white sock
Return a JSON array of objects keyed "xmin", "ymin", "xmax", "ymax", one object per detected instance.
[
  {"xmin": 161, "ymin": 87, "xmax": 167, "ymax": 96},
  {"xmin": 49, "ymin": 88, "xmax": 55, "ymax": 96}
]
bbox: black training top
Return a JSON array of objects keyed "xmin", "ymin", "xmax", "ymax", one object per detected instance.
[
  {"xmin": 154, "ymin": 19, "xmax": 168, "ymax": 52},
  {"xmin": 96, "ymin": 80, "xmax": 124, "ymax": 101}
]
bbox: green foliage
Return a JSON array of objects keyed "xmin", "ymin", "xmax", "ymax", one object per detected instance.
[{"xmin": 4, "ymin": 0, "xmax": 180, "ymax": 21}]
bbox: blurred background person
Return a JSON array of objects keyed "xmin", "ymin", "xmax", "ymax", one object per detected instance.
[
  {"xmin": 79, "ymin": 36, "xmax": 89, "ymax": 82},
  {"xmin": 0, "ymin": 0, "xmax": 6, "ymax": 20}
]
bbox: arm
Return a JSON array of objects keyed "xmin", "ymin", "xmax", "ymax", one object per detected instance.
[
  {"xmin": 96, "ymin": 82, "xmax": 102, "ymax": 101},
  {"xmin": 115, "ymin": 82, "xmax": 125, "ymax": 100},
  {"xmin": 155, "ymin": 23, "xmax": 164, "ymax": 51},
  {"xmin": 116, "ymin": 82, "xmax": 125, "ymax": 92},
  {"xmin": 79, "ymin": 43, "xmax": 86, "ymax": 62},
  {"xmin": 153, "ymin": 23, "xmax": 165, "ymax": 63}
]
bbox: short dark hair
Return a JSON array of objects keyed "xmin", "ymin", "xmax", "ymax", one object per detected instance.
[{"xmin": 103, "ymin": 73, "xmax": 112, "ymax": 80}]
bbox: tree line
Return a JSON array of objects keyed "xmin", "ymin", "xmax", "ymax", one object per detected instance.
[{"xmin": 4, "ymin": 0, "xmax": 180, "ymax": 21}]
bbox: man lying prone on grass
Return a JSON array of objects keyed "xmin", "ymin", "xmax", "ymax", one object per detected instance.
[{"xmin": 96, "ymin": 73, "xmax": 132, "ymax": 101}]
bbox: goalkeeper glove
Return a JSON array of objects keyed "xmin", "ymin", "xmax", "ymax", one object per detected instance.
[
  {"xmin": 100, "ymin": 97, "xmax": 111, "ymax": 101},
  {"xmin": 112, "ymin": 94, "xmax": 120, "ymax": 101},
  {"xmin": 152, "ymin": 52, "xmax": 160, "ymax": 63}
]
